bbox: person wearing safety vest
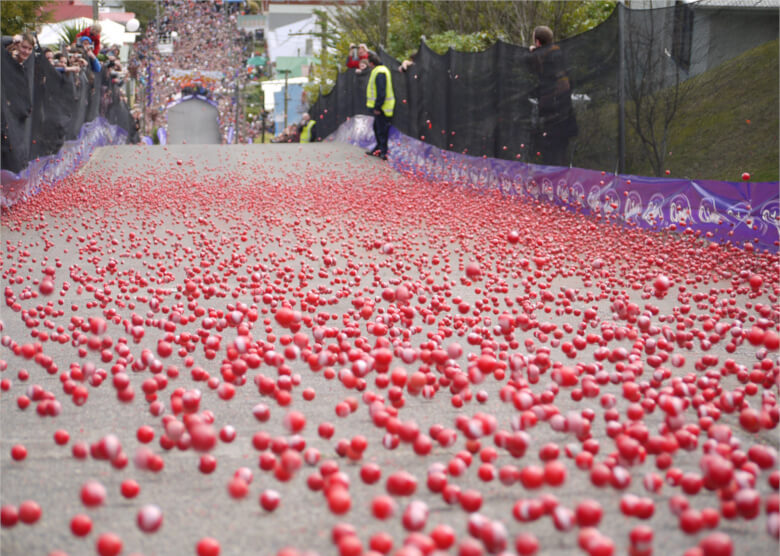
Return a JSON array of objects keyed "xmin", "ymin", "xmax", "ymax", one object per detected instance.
[
  {"xmin": 299, "ymin": 113, "xmax": 316, "ymax": 143},
  {"xmin": 365, "ymin": 51, "xmax": 394, "ymax": 161}
]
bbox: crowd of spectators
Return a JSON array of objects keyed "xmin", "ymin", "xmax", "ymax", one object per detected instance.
[
  {"xmin": 129, "ymin": 0, "xmax": 251, "ymax": 142},
  {"xmin": 5, "ymin": 30, "xmax": 127, "ymax": 88},
  {"xmin": 1, "ymin": 29, "xmax": 136, "ymax": 172}
]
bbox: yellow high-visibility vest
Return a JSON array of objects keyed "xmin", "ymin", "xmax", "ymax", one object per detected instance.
[
  {"xmin": 300, "ymin": 120, "xmax": 315, "ymax": 143},
  {"xmin": 366, "ymin": 65, "xmax": 395, "ymax": 117}
]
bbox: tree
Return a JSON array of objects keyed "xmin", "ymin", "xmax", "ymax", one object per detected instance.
[
  {"xmin": 1, "ymin": 1, "xmax": 53, "ymax": 35},
  {"xmin": 321, "ymin": 1, "xmax": 615, "ymax": 60},
  {"xmin": 57, "ymin": 21, "xmax": 90, "ymax": 47},
  {"xmin": 304, "ymin": 1, "xmax": 615, "ymax": 104},
  {"xmin": 424, "ymin": 31, "xmax": 497, "ymax": 55},
  {"xmin": 624, "ymin": 6, "xmax": 694, "ymax": 176},
  {"xmin": 479, "ymin": 1, "xmax": 615, "ymax": 46}
]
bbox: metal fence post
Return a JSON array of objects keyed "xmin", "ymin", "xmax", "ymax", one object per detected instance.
[{"xmin": 618, "ymin": 2, "xmax": 626, "ymax": 174}]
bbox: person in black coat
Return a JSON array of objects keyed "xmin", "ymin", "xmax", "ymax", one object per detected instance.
[{"xmin": 526, "ymin": 26, "xmax": 578, "ymax": 167}]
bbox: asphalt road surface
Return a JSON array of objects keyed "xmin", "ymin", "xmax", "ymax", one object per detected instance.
[{"xmin": 1, "ymin": 143, "xmax": 778, "ymax": 556}]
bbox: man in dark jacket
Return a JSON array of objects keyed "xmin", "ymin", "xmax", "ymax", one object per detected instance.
[
  {"xmin": 365, "ymin": 51, "xmax": 394, "ymax": 161},
  {"xmin": 526, "ymin": 26, "xmax": 578, "ymax": 167}
]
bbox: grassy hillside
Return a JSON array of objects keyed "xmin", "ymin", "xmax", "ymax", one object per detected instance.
[
  {"xmin": 576, "ymin": 39, "xmax": 779, "ymax": 182},
  {"xmin": 658, "ymin": 38, "xmax": 778, "ymax": 182}
]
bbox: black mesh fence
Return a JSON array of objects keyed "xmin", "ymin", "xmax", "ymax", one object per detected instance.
[
  {"xmin": 2, "ymin": 45, "xmax": 139, "ymax": 174},
  {"xmin": 310, "ymin": 2, "xmax": 778, "ymax": 180}
]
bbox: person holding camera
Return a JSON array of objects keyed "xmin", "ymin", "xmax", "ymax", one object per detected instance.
[
  {"xmin": 346, "ymin": 43, "xmax": 361, "ymax": 69},
  {"xmin": 51, "ymin": 52, "xmax": 79, "ymax": 73},
  {"xmin": 6, "ymin": 33, "xmax": 34, "ymax": 67},
  {"xmin": 346, "ymin": 43, "xmax": 369, "ymax": 72},
  {"xmin": 76, "ymin": 36, "xmax": 102, "ymax": 73},
  {"xmin": 105, "ymin": 52, "xmax": 124, "ymax": 85},
  {"xmin": 75, "ymin": 22, "xmax": 102, "ymax": 55}
]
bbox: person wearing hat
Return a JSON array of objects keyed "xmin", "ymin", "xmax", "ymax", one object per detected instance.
[
  {"xmin": 365, "ymin": 51, "xmax": 394, "ymax": 161},
  {"xmin": 75, "ymin": 22, "xmax": 102, "ymax": 55},
  {"xmin": 77, "ymin": 36, "xmax": 102, "ymax": 73}
]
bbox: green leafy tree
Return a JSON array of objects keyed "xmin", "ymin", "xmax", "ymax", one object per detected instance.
[
  {"xmin": 1, "ymin": 1, "xmax": 53, "ymax": 35},
  {"xmin": 424, "ymin": 31, "xmax": 498, "ymax": 55},
  {"xmin": 57, "ymin": 22, "xmax": 89, "ymax": 47},
  {"xmin": 304, "ymin": 1, "xmax": 615, "ymax": 104}
]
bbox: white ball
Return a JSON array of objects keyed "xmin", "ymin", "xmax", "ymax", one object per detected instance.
[{"xmin": 126, "ymin": 18, "xmax": 140, "ymax": 33}]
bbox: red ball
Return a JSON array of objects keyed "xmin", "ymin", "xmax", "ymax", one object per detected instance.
[
  {"xmin": 80, "ymin": 480, "xmax": 106, "ymax": 507},
  {"xmin": 70, "ymin": 514, "xmax": 92, "ymax": 536},
  {"xmin": 96, "ymin": 533, "xmax": 123, "ymax": 556},
  {"xmin": 370, "ymin": 495, "xmax": 396, "ymax": 520},
  {"xmin": 120, "ymin": 479, "xmax": 140, "ymax": 498},
  {"xmin": 10, "ymin": 444, "xmax": 27, "ymax": 461},
  {"xmin": 18, "ymin": 500, "xmax": 41, "ymax": 524},
  {"xmin": 515, "ymin": 532, "xmax": 540, "ymax": 555},
  {"xmin": 520, "ymin": 465, "xmax": 544, "ymax": 489},
  {"xmin": 544, "ymin": 460, "xmax": 567, "ymax": 486},
  {"xmin": 386, "ymin": 470, "xmax": 417, "ymax": 496},
  {"xmin": 327, "ymin": 486, "xmax": 351, "ymax": 514},
  {"xmin": 136, "ymin": 504, "xmax": 163, "ymax": 533},
  {"xmin": 227, "ymin": 477, "xmax": 249, "ymax": 499},
  {"xmin": 576, "ymin": 499, "xmax": 603, "ymax": 527},
  {"xmin": 459, "ymin": 489, "xmax": 483, "ymax": 513},
  {"xmin": 699, "ymin": 532, "xmax": 733, "ymax": 556},
  {"xmin": 1, "ymin": 505, "xmax": 19, "ymax": 527},
  {"xmin": 360, "ymin": 463, "xmax": 381, "ymax": 484},
  {"xmin": 259, "ymin": 489, "xmax": 280, "ymax": 512},
  {"xmin": 430, "ymin": 523, "xmax": 456, "ymax": 549}
]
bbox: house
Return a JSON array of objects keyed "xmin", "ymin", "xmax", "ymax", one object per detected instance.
[
  {"xmin": 685, "ymin": 0, "xmax": 778, "ymax": 76},
  {"xmin": 623, "ymin": 0, "xmax": 779, "ymax": 78}
]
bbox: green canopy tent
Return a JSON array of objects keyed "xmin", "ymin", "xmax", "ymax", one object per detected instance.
[
  {"xmin": 274, "ymin": 56, "xmax": 315, "ymax": 79},
  {"xmin": 247, "ymin": 55, "xmax": 267, "ymax": 67}
]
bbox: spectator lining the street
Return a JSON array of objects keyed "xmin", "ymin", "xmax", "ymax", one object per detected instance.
[
  {"xmin": 129, "ymin": 0, "xmax": 251, "ymax": 142},
  {"xmin": 77, "ymin": 36, "xmax": 102, "ymax": 73},
  {"xmin": 75, "ymin": 22, "xmax": 102, "ymax": 55}
]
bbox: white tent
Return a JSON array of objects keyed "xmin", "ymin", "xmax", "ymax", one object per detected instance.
[{"xmin": 37, "ymin": 17, "xmax": 137, "ymax": 49}]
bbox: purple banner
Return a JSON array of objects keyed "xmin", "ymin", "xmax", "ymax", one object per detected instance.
[
  {"xmin": 141, "ymin": 136, "xmax": 154, "ymax": 145},
  {"xmin": 157, "ymin": 127, "xmax": 168, "ymax": 145},
  {"xmin": 327, "ymin": 115, "xmax": 779, "ymax": 253},
  {"xmin": 1, "ymin": 118, "xmax": 129, "ymax": 209},
  {"xmin": 226, "ymin": 125, "xmax": 235, "ymax": 145}
]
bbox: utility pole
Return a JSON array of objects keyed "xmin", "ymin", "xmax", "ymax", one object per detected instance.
[
  {"xmin": 92, "ymin": 0, "xmax": 98, "ymax": 22},
  {"xmin": 380, "ymin": 0, "xmax": 388, "ymax": 51},
  {"xmin": 317, "ymin": 10, "xmax": 327, "ymax": 69},
  {"xmin": 235, "ymin": 78, "xmax": 241, "ymax": 144},
  {"xmin": 279, "ymin": 68, "xmax": 291, "ymax": 129}
]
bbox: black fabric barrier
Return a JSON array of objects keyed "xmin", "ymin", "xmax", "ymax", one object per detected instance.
[
  {"xmin": 1, "ymin": 45, "xmax": 138, "ymax": 174},
  {"xmin": 310, "ymin": 3, "xmax": 778, "ymax": 177}
]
